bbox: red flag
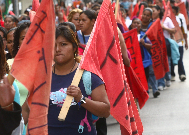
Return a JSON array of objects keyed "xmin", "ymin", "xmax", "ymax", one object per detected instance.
[
  {"xmin": 32, "ymin": 0, "xmax": 40, "ymax": 12},
  {"xmin": 138, "ymin": 5, "xmax": 144, "ymax": 20},
  {"xmin": 175, "ymin": 2, "xmax": 189, "ymax": 25},
  {"xmin": 162, "ymin": 1, "xmax": 184, "ymax": 43},
  {"xmin": 79, "ymin": 0, "xmax": 143, "ymax": 134},
  {"xmin": 130, "ymin": 3, "xmax": 139, "ymax": 19},
  {"xmin": 29, "ymin": 11, "xmax": 36, "ymax": 22},
  {"xmin": 9, "ymin": 11, "xmax": 15, "ymax": 16},
  {"xmin": 62, "ymin": 9, "xmax": 68, "ymax": 22},
  {"xmin": 145, "ymin": 19, "xmax": 169, "ymax": 80},
  {"xmin": 125, "ymin": 66, "xmax": 149, "ymax": 109},
  {"xmin": 163, "ymin": 0, "xmax": 166, "ymax": 9},
  {"xmin": 115, "ymin": 0, "xmax": 128, "ymax": 31},
  {"xmin": 123, "ymin": 29, "xmax": 148, "ymax": 91},
  {"xmin": 10, "ymin": 0, "xmax": 55, "ymax": 134}
]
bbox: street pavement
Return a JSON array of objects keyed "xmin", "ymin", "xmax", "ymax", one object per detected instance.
[{"xmin": 107, "ymin": 44, "xmax": 189, "ymax": 135}]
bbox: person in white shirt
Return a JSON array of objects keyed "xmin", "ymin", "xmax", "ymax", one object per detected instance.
[
  {"xmin": 152, "ymin": 5, "xmax": 175, "ymax": 90},
  {"xmin": 171, "ymin": 6, "xmax": 188, "ymax": 81}
]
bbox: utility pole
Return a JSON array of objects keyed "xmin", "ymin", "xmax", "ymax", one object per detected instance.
[{"xmin": 13, "ymin": 0, "xmax": 19, "ymax": 16}]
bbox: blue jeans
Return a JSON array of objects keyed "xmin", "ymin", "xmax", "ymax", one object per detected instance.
[
  {"xmin": 171, "ymin": 46, "xmax": 186, "ymax": 77},
  {"xmin": 158, "ymin": 56, "xmax": 171, "ymax": 87},
  {"xmin": 148, "ymin": 65, "xmax": 158, "ymax": 94}
]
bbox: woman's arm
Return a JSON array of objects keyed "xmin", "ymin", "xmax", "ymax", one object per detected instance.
[
  {"xmin": 161, "ymin": 24, "xmax": 176, "ymax": 34},
  {"xmin": 118, "ymin": 29, "xmax": 130, "ymax": 67},
  {"xmin": 67, "ymin": 84, "xmax": 110, "ymax": 118},
  {"xmin": 22, "ymin": 99, "xmax": 30, "ymax": 125},
  {"xmin": 140, "ymin": 38, "xmax": 152, "ymax": 50}
]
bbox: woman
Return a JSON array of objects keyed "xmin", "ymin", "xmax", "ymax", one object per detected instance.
[
  {"xmin": 77, "ymin": 9, "xmax": 97, "ymax": 45},
  {"xmin": 4, "ymin": 15, "xmax": 16, "ymax": 31},
  {"xmin": 8, "ymin": 22, "xmax": 31, "ymax": 135},
  {"xmin": 68, "ymin": 8, "xmax": 82, "ymax": 31},
  {"xmin": 141, "ymin": 8, "xmax": 160, "ymax": 98},
  {"xmin": 6, "ymin": 27, "xmax": 17, "ymax": 59},
  {"xmin": 0, "ymin": 33, "xmax": 22, "ymax": 135},
  {"xmin": 152, "ymin": 5, "xmax": 175, "ymax": 90},
  {"xmin": 22, "ymin": 26, "xmax": 110, "ymax": 135}
]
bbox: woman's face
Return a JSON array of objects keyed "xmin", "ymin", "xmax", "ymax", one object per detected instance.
[
  {"xmin": 142, "ymin": 10, "xmax": 152, "ymax": 23},
  {"xmin": 152, "ymin": 8, "xmax": 160, "ymax": 20},
  {"xmin": 7, "ymin": 31, "xmax": 15, "ymax": 55},
  {"xmin": 71, "ymin": 13, "xmax": 80, "ymax": 31},
  {"xmin": 19, "ymin": 28, "xmax": 28, "ymax": 47},
  {"xmin": 132, "ymin": 19, "xmax": 141, "ymax": 32},
  {"xmin": 54, "ymin": 35, "xmax": 76, "ymax": 65},
  {"xmin": 79, "ymin": 13, "xmax": 94, "ymax": 35},
  {"xmin": 4, "ymin": 17, "xmax": 15, "ymax": 31}
]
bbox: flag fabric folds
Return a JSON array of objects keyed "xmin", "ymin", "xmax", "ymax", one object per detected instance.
[
  {"xmin": 130, "ymin": 3, "xmax": 139, "ymax": 19},
  {"xmin": 162, "ymin": 1, "xmax": 184, "ymax": 43},
  {"xmin": 138, "ymin": 5, "xmax": 144, "ymax": 20},
  {"xmin": 145, "ymin": 19, "xmax": 169, "ymax": 80},
  {"xmin": 125, "ymin": 66, "xmax": 149, "ymax": 109},
  {"xmin": 10, "ymin": 0, "xmax": 55, "ymax": 134},
  {"xmin": 32, "ymin": 0, "xmax": 40, "ymax": 12},
  {"xmin": 123, "ymin": 29, "xmax": 148, "ymax": 91},
  {"xmin": 79, "ymin": 0, "xmax": 143, "ymax": 134}
]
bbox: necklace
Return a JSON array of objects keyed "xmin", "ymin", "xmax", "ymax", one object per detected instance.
[{"xmin": 54, "ymin": 61, "xmax": 76, "ymax": 74}]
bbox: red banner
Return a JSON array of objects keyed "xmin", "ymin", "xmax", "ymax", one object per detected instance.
[
  {"xmin": 176, "ymin": 2, "xmax": 189, "ymax": 25},
  {"xmin": 11, "ymin": 0, "xmax": 55, "ymax": 134},
  {"xmin": 130, "ymin": 3, "xmax": 138, "ymax": 19},
  {"xmin": 79, "ymin": 0, "xmax": 143, "ymax": 134},
  {"xmin": 146, "ymin": 19, "xmax": 169, "ymax": 80},
  {"xmin": 138, "ymin": 5, "xmax": 144, "ymax": 20},
  {"xmin": 123, "ymin": 29, "xmax": 148, "ymax": 91},
  {"xmin": 32, "ymin": 0, "xmax": 40, "ymax": 12},
  {"xmin": 162, "ymin": 1, "xmax": 184, "ymax": 43}
]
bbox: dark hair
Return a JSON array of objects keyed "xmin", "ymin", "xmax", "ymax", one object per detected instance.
[
  {"xmin": 172, "ymin": 6, "xmax": 179, "ymax": 14},
  {"xmin": 80, "ymin": 9, "xmax": 97, "ymax": 21},
  {"xmin": 129, "ymin": 18, "xmax": 141, "ymax": 30},
  {"xmin": 143, "ymin": 8, "xmax": 153, "ymax": 16},
  {"xmin": 12, "ymin": 22, "xmax": 31, "ymax": 57},
  {"xmin": 139, "ymin": 2, "xmax": 148, "ymax": 9},
  {"xmin": 0, "ymin": 26, "xmax": 7, "ymax": 39},
  {"xmin": 152, "ymin": 5, "xmax": 164, "ymax": 20},
  {"xmin": 59, "ymin": 22, "xmax": 76, "ymax": 32},
  {"xmin": 156, "ymin": 0, "xmax": 162, "ymax": 3},
  {"xmin": 91, "ymin": 3, "xmax": 101, "ymax": 11},
  {"xmin": 7, "ymin": 27, "xmax": 17, "ymax": 39},
  {"xmin": 0, "ymin": 36, "xmax": 9, "ymax": 79},
  {"xmin": 4, "ymin": 15, "xmax": 15, "ymax": 22},
  {"xmin": 56, "ymin": 26, "xmax": 79, "ymax": 57}
]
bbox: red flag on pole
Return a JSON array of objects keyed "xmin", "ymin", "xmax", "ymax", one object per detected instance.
[
  {"xmin": 32, "ymin": 0, "xmax": 40, "ymax": 12},
  {"xmin": 162, "ymin": 1, "xmax": 184, "ymax": 43},
  {"xmin": 123, "ymin": 29, "xmax": 149, "ymax": 109},
  {"xmin": 125, "ymin": 66, "xmax": 149, "ymax": 109},
  {"xmin": 130, "ymin": 3, "xmax": 139, "ymax": 19},
  {"xmin": 145, "ymin": 19, "xmax": 169, "ymax": 80},
  {"xmin": 175, "ymin": 2, "xmax": 189, "ymax": 26},
  {"xmin": 123, "ymin": 29, "xmax": 148, "ymax": 91},
  {"xmin": 138, "ymin": 5, "xmax": 144, "ymax": 20},
  {"xmin": 10, "ymin": 0, "xmax": 55, "ymax": 134},
  {"xmin": 79, "ymin": 0, "xmax": 143, "ymax": 134}
]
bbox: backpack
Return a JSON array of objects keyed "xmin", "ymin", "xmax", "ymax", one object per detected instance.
[{"xmin": 78, "ymin": 71, "xmax": 99, "ymax": 133}]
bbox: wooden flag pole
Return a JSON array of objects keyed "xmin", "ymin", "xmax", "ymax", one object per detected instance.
[
  {"xmin": 115, "ymin": 0, "xmax": 119, "ymax": 19},
  {"xmin": 58, "ymin": 68, "xmax": 84, "ymax": 121},
  {"xmin": 7, "ymin": 73, "xmax": 15, "ymax": 86}
]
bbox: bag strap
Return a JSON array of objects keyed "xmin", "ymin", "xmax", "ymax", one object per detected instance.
[{"xmin": 82, "ymin": 71, "xmax": 92, "ymax": 95}]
